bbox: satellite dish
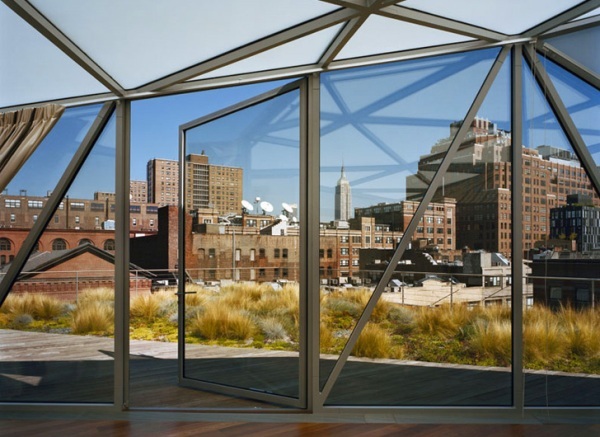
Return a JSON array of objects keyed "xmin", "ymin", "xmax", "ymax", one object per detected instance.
[
  {"xmin": 260, "ymin": 201, "xmax": 273, "ymax": 213},
  {"xmin": 282, "ymin": 202, "xmax": 293, "ymax": 214},
  {"xmin": 241, "ymin": 200, "xmax": 253, "ymax": 211},
  {"xmin": 279, "ymin": 214, "xmax": 289, "ymax": 221}
]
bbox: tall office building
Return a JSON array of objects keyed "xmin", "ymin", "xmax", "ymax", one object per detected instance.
[
  {"xmin": 129, "ymin": 180, "xmax": 147, "ymax": 204},
  {"xmin": 335, "ymin": 164, "xmax": 352, "ymax": 222},
  {"xmin": 184, "ymin": 153, "xmax": 243, "ymax": 215},
  {"xmin": 147, "ymin": 158, "xmax": 179, "ymax": 207}
]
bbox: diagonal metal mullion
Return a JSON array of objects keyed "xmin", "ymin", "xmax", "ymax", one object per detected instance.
[
  {"xmin": 522, "ymin": 0, "xmax": 600, "ymax": 38},
  {"xmin": 320, "ymin": 45, "xmax": 510, "ymax": 401},
  {"xmin": 319, "ymin": 0, "xmax": 394, "ymax": 67},
  {"xmin": 537, "ymin": 42, "xmax": 600, "ymax": 90},
  {"xmin": 0, "ymin": 102, "xmax": 116, "ymax": 307},
  {"xmin": 523, "ymin": 45, "xmax": 600, "ymax": 196},
  {"xmin": 135, "ymin": 9, "xmax": 359, "ymax": 93},
  {"xmin": 319, "ymin": 16, "xmax": 368, "ymax": 67},
  {"xmin": 380, "ymin": 5, "xmax": 507, "ymax": 42}
]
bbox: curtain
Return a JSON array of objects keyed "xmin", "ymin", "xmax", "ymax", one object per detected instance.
[{"xmin": 0, "ymin": 104, "xmax": 65, "ymax": 192}]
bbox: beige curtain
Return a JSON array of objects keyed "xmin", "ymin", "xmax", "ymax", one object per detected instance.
[{"xmin": 0, "ymin": 104, "xmax": 65, "ymax": 193}]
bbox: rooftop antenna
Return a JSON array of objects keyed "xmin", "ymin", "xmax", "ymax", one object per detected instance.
[
  {"xmin": 282, "ymin": 202, "xmax": 293, "ymax": 217},
  {"xmin": 241, "ymin": 199, "xmax": 253, "ymax": 214},
  {"xmin": 260, "ymin": 201, "xmax": 273, "ymax": 215}
]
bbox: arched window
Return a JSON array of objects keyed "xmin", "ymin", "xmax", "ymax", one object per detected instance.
[
  {"xmin": 0, "ymin": 238, "xmax": 11, "ymax": 251},
  {"xmin": 52, "ymin": 239, "xmax": 67, "ymax": 251},
  {"xmin": 103, "ymin": 239, "xmax": 115, "ymax": 251},
  {"xmin": 78, "ymin": 239, "xmax": 94, "ymax": 246}
]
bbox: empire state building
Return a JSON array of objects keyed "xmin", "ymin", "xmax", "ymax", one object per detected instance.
[{"xmin": 335, "ymin": 164, "xmax": 352, "ymax": 222}]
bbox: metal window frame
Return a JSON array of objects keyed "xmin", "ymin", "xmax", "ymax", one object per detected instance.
[
  {"xmin": 317, "ymin": 45, "xmax": 512, "ymax": 409},
  {"xmin": 175, "ymin": 79, "xmax": 308, "ymax": 409}
]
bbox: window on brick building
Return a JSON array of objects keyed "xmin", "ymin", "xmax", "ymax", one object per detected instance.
[{"xmin": 52, "ymin": 239, "xmax": 67, "ymax": 251}]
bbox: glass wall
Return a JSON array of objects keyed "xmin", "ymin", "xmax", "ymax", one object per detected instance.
[
  {"xmin": 128, "ymin": 81, "xmax": 301, "ymax": 408},
  {"xmin": 1, "ymin": 41, "xmax": 598, "ymax": 415},
  {"xmin": 522, "ymin": 52, "xmax": 600, "ymax": 407},
  {"xmin": 319, "ymin": 48, "xmax": 515, "ymax": 406},
  {"xmin": 0, "ymin": 104, "xmax": 116, "ymax": 403}
]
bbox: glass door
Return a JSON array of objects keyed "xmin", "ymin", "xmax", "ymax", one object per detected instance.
[{"xmin": 177, "ymin": 80, "xmax": 305, "ymax": 407}]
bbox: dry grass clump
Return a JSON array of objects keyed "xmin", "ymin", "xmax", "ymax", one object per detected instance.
[
  {"xmin": 415, "ymin": 304, "xmax": 474, "ymax": 338},
  {"xmin": 470, "ymin": 318, "xmax": 512, "ymax": 365},
  {"xmin": 560, "ymin": 307, "xmax": 600, "ymax": 357},
  {"xmin": 320, "ymin": 322, "xmax": 335, "ymax": 353},
  {"xmin": 130, "ymin": 291, "xmax": 176, "ymax": 323},
  {"xmin": 258, "ymin": 317, "xmax": 288, "ymax": 342},
  {"xmin": 71, "ymin": 301, "xmax": 114, "ymax": 334},
  {"xmin": 0, "ymin": 293, "xmax": 64, "ymax": 320},
  {"xmin": 189, "ymin": 304, "xmax": 255, "ymax": 341},
  {"xmin": 352, "ymin": 323, "xmax": 403, "ymax": 359}
]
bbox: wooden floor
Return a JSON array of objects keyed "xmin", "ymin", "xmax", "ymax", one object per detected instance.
[
  {"xmin": 1, "ymin": 420, "xmax": 600, "ymax": 437},
  {"xmin": 2, "ymin": 329, "xmax": 600, "ymax": 435}
]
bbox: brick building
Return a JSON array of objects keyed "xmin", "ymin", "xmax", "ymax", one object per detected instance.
[
  {"xmin": 184, "ymin": 153, "xmax": 243, "ymax": 216},
  {"xmin": 0, "ymin": 193, "xmax": 160, "ymax": 233},
  {"xmin": 407, "ymin": 117, "xmax": 599, "ymax": 257},
  {"xmin": 0, "ymin": 227, "xmax": 117, "ymax": 267},
  {"xmin": 354, "ymin": 198, "xmax": 457, "ymax": 255}
]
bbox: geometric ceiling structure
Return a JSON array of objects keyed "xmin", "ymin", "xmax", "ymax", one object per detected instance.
[{"xmin": 2, "ymin": 0, "xmax": 598, "ymax": 110}]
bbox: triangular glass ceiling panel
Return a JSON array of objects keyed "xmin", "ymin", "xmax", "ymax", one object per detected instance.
[
  {"xmin": 29, "ymin": 0, "xmax": 340, "ymax": 89},
  {"xmin": 191, "ymin": 24, "xmax": 345, "ymax": 81},
  {"xmin": 0, "ymin": 3, "xmax": 108, "ymax": 108},
  {"xmin": 544, "ymin": 26, "xmax": 600, "ymax": 75},
  {"xmin": 400, "ymin": 0, "xmax": 583, "ymax": 35},
  {"xmin": 334, "ymin": 15, "xmax": 472, "ymax": 61},
  {"xmin": 543, "ymin": 56, "xmax": 600, "ymax": 168}
]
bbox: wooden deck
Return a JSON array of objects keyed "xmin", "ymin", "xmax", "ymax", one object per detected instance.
[
  {"xmin": 1, "ymin": 329, "xmax": 599, "ymax": 409},
  {"xmin": 2, "ymin": 420, "xmax": 600, "ymax": 437}
]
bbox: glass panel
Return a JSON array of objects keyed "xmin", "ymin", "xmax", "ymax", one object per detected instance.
[
  {"xmin": 193, "ymin": 24, "xmax": 344, "ymax": 81},
  {"xmin": 182, "ymin": 88, "xmax": 301, "ymax": 400},
  {"xmin": 545, "ymin": 27, "xmax": 600, "ymax": 76},
  {"xmin": 400, "ymin": 0, "xmax": 582, "ymax": 35},
  {"xmin": 128, "ymin": 82, "xmax": 295, "ymax": 408},
  {"xmin": 1, "ymin": 104, "xmax": 104, "ymax": 289},
  {"xmin": 543, "ymin": 56, "xmax": 600, "ymax": 166},
  {"xmin": 0, "ymin": 109, "xmax": 115, "ymax": 403},
  {"xmin": 320, "ymin": 48, "xmax": 514, "ymax": 405},
  {"xmin": 29, "ymin": 0, "xmax": 339, "ymax": 89},
  {"xmin": 523, "ymin": 61, "xmax": 600, "ymax": 407},
  {"xmin": 0, "ymin": 4, "xmax": 107, "ymax": 108},
  {"xmin": 335, "ymin": 15, "xmax": 472, "ymax": 61}
]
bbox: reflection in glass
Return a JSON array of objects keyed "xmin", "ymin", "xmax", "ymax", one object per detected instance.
[
  {"xmin": 543, "ymin": 56, "xmax": 600, "ymax": 167},
  {"xmin": 181, "ymin": 87, "xmax": 301, "ymax": 400},
  {"xmin": 545, "ymin": 26, "xmax": 600, "ymax": 76},
  {"xmin": 523, "ymin": 60, "xmax": 600, "ymax": 407},
  {"xmin": 0, "ymin": 107, "xmax": 115, "ymax": 403},
  {"xmin": 319, "ymin": 48, "xmax": 516, "ymax": 405}
]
